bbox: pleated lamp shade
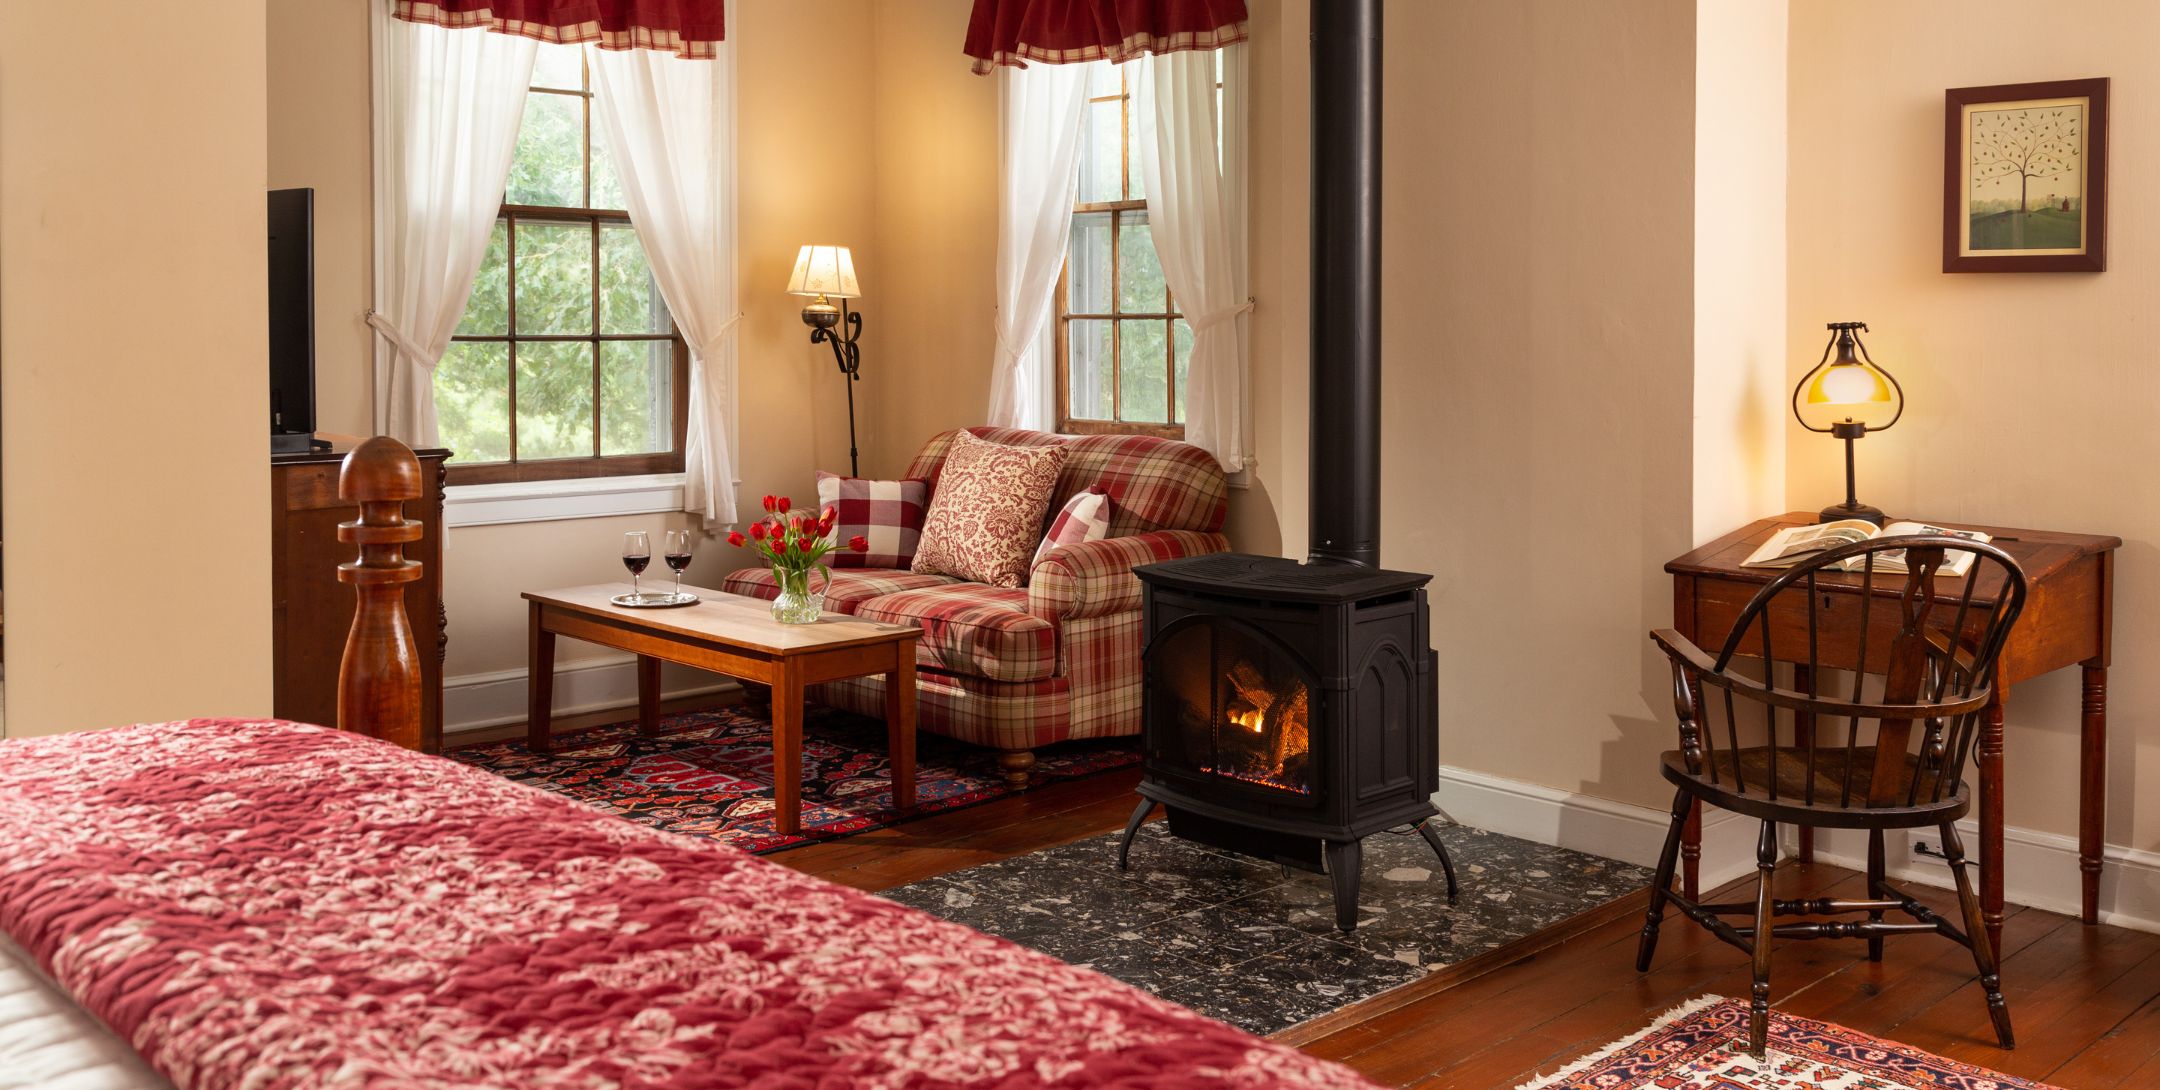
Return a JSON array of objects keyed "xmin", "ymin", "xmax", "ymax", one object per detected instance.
[{"xmin": 785, "ymin": 245, "xmax": 860, "ymax": 299}]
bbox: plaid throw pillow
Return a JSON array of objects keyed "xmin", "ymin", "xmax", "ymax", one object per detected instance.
[
  {"xmin": 1031, "ymin": 488, "xmax": 1112, "ymax": 570},
  {"xmin": 816, "ymin": 471, "xmax": 928, "ymax": 569}
]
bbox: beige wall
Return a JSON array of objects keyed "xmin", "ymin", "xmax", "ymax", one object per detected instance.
[
  {"xmin": 1236, "ymin": 1, "xmax": 1703, "ymax": 812},
  {"xmin": 1392, "ymin": 1, "xmax": 1699, "ymax": 811},
  {"xmin": 268, "ymin": 0, "xmax": 878, "ymax": 681},
  {"xmin": 1789, "ymin": 0, "xmax": 2159, "ymax": 850},
  {"xmin": 865, "ymin": 0, "xmax": 1000, "ymax": 475},
  {"xmin": 1693, "ymin": 0, "xmax": 1788, "ymax": 545},
  {"xmin": 0, "ymin": 3, "xmax": 275, "ymax": 735}
]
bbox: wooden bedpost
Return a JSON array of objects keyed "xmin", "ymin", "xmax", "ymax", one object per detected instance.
[{"xmin": 336, "ymin": 437, "xmax": 425, "ymax": 750}]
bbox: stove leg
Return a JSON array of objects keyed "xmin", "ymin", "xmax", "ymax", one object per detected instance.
[
  {"xmin": 1326, "ymin": 838, "xmax": 1364, "ymax": 932},
  {"xmin": 1416, "ymin": 820, "xmax": 1460, "ymax": 901},
  {"xmin": 1116, "ymin": 799, "xmax": 1155, "ymax": 872}
]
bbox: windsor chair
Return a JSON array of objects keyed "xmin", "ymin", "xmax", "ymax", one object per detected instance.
[{"xmin": 1639, "ymin": 534, "xmax": 2028, "ymax": 1057}]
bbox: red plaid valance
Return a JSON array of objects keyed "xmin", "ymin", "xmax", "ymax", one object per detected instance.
[
  {"xmin": 963, "ymin": 0, "xmax": 1247, "ymax": 75},
  {"xmin": 392, "ymin": 1, "xmax": 725, "ymax": 60}
]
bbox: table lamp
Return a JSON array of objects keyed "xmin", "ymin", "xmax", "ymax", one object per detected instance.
[
  {"xmin": 1792, "ymin": 320, "xmax": 1903, "ymax": 525},
  {"xmin": 786, "ymin": 244, "xmax": 864, "ymax": 476}
]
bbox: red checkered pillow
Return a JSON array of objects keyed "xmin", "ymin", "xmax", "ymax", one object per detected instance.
[
  {"xmin": 1031, "ymin": 487, "xmax": 1112, "ymax": 570},
  {"xmin": 816, "ymin": 471, "xmax": 928, "ymax": 569}
]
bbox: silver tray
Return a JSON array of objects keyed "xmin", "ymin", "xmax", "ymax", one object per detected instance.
[{"xmin": 610, "ymin": 591, "xmax": 700, "ymax": 609}]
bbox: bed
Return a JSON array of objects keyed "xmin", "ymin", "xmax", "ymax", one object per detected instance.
[{"xmin": 0, "ymin": 439, "xmax": 1377, "ymax": 1090}]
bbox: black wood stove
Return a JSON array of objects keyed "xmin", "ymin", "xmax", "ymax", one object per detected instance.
[{"xmin": 1115, "ymin": 0, "xmax": 1455, "ymax": 933}]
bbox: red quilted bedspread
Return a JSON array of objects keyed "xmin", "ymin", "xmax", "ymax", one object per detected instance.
[{"xmin": 0, "ymin": 720, "xmax": 1377, "ymax": 1090}]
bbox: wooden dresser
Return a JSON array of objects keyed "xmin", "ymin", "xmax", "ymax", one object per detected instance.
[{"xmin": 272, "ymin": 441, "xmax": 450, "ymax": 752}]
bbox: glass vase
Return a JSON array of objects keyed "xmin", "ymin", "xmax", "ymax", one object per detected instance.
[{"xmin": 770, "ymin": 566, "xmax": 825, "ymax": 624}]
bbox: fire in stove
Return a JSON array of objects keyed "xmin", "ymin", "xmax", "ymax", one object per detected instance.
[{"xmin": 1202, "ymin": 663, "xmax": 1311, "ymax": 794}]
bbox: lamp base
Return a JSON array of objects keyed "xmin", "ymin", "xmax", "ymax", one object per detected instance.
[{"xmin": 1819, "ymin": 501, "xmax": 1886, "ymax": 527}]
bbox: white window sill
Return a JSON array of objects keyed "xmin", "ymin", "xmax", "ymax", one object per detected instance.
[{"xmin": 444, "ymin": 473, "xmax": 688, "ymax": 528}]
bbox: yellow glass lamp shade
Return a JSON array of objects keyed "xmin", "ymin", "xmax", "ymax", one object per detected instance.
[
  {"xmin": 1792, "ymin": 323, "xmax": 1902, "ymax": 434},
  {"xmin": 1807, "ymin": 360, "xmax": 1891, "ymax": 406}
]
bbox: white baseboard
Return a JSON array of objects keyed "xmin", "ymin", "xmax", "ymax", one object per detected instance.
[
  {"xmin": 1434, "ymin": 764, "xmax": 2160, "ymax": 936},
  {"xmin": 1432, "ymin": 765, "xmax": 1760, "ymax": 890},
  {"xmin": 1809, "ymin": 823, "xmax": 2160, "ymax": 936},
  {"xmin": 445, "ymin": 656, "xmax": 736, "ymax": 736}
]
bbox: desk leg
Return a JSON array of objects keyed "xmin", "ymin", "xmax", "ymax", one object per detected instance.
[
  {"xmin": 526, "ymin": 603, "xmax": 555, "ymax": 756},
  {"xmin": 1980, "ymin": 682, "xmax": 2008, "ymax": 953},
  {"xmin": 636, "ymin": 655, "xmax": 662, "ymax": 737},
  {"xmin": 885, "ymin": 650, "xmax": 917, "ymax": 811},
  {"xmin": 772, "ymin": 661, "xmax": 804, "ymax": 837},
  {"xmin": 2081, "ymin": 664, "xmax": 2107, "ymax": 925},
  {"xmin": 1682, "ymin": 798, "xmax": 1702, "ymax": 901}
]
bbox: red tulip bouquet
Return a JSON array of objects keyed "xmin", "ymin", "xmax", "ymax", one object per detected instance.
[{"xmin": 725, "ymin": 494, "xmax": 868, "ymax": 623}]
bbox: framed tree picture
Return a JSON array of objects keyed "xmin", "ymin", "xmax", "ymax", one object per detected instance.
[{"xmin": 1945, "ymin": 78, "xmax": 2109, "ymax": 273}]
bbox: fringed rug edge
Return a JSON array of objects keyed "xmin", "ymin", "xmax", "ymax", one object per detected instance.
[{"xmin": 1508, "ymin": 994, "xmax": 1729, "ymax": 1090}]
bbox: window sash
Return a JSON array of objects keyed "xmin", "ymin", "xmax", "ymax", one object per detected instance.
[{"xmin": 446, "ymin": 208, "xmax": 688, "ymax": 485}]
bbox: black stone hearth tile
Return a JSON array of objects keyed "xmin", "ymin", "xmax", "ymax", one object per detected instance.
[
  {"xmin": 1134, "ymin": 904, "xmax": 1307, "ymax": 969},
  {"xmin": 1107, "ymin": 842, "xmax": 1295, "ymax": 905},
  {"xmin": 875, "ymin": 877, "xmax": 969, "ymax": 913},
  {"xmin": 1150, "ymin": 969, "xmax": 1338, "ymax": 1036},
  {"xmin": 1069, "ymin": 946, "xmax": 1215, "ymax": 994},
  {"xmin": 1013, "ymin": 868, "xmax": 1212, "ymax": 932},
  {"xmin": 937, "ymin": 855, "xmax": 1084, "ymax": 902},
  {"xmin": 1241, "ymin": 936, "xmax": 1425, "ymax": 999},
  {"xmin": 984, "ymin": 915, "xmax": 1127, "ymax": 965},
  {"xmin": 879, "ymin": 821, "xmax": 1654, "ymax": 1034}
]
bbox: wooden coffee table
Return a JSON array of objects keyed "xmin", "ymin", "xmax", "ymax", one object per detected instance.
[{"xmin": 523, "ymin": 584, "xmax": 920, "ymax": 835}]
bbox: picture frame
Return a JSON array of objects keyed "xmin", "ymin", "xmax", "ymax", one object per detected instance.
[{"xmin": 1944, "ymin": 77, "xmax": 2109, "ymax": 273}]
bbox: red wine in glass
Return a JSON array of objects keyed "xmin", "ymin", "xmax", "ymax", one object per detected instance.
[
  {"xmin": 664, "ymin": 530, "xmax": 694, "ymax": 599},
  {"xmin": 622, "ymin": 531, "xmax": 652, "ymax": 599}
]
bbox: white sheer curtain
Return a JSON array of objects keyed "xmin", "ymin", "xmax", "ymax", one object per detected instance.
[
  {"xmin": 987, "ymin": 63, "xmax": 1092, "ymax": 430},
  {"xmin": 1133, "ymin": 45, "xmax": 1251, "ymax": 472},
  {"xmin": 368, "ymin": 15, "xmax": 536, "ymax": 445},
  {"xmin": 587, "ymin": 42, "xmax": 741, "ymax": 526}
]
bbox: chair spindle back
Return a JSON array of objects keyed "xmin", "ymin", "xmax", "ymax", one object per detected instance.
[{"xmin": 1660, "ymin": 535, "xmax": 2027, "ymax": 813}]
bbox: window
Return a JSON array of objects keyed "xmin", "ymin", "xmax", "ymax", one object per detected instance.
[
  {"xmin": 436, "ymin": 44, "xmax": 687, "ymax": 485},
  {"xmin": 1056, "ymin": 58, "xmax": 1222, "ymax": 439}
]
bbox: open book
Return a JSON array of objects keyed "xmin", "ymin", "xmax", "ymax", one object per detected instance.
[{"xmin": 1741, "ymin": 519, "xmax": 1993, "ymax": 577}]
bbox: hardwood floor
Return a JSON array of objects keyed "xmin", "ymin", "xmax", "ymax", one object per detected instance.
[{"xmin": 766, "ymin": 764, "xmax": 2160, "ymax": 1089}]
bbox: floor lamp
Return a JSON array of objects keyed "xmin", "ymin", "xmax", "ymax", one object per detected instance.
[{"xmin": 786, "ymin": 244, "xmax": 864, "ymax": 477}]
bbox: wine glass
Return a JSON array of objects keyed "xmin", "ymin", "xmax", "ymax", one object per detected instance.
[
  {"xmin": 664, "ymin": 529, "xmax": 694, "ymax": 600},
  {"xmin": 622, "ymin": 531, "xmax": 652, "ymax": 600}
]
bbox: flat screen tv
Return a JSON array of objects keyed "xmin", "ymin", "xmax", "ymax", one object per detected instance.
[{"xmin": 268, "ymin": 187, "xmax": 317, "ymax": 453}]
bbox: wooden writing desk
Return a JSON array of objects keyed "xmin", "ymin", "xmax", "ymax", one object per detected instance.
[
  {"xmin": 524, "ymin": 585, "xmax": 920, "ymax": 835},
  {"xmin": 1667, "ymin": 513, "xmax": 2119, "ymax": 950}
]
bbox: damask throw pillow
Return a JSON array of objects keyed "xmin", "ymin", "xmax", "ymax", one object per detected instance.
[
  {"xmin": 911, "ymin": 430, "xmax": 1068, "ymax": 588},
  {"xmin": 1030, "ymin": 487, "xmax": 1112, "ymax": 570},
  {"xmin": 815, "ymin": 471, "xmax": 928, "ymax": 569}
]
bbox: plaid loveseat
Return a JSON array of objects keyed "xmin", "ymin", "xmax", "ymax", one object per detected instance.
[{"xmin": 725, "ymin": 427, "xmax": 1230, "ymax": 784}]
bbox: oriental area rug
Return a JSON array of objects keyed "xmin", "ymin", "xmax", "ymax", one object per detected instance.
[
  {"xmin": 450, "ymin": 704, "xmax": 1137, "ymax": 853},
  {"xmin": 881, "ymin": 821, "xmax": 1653, "ymax": 1035},
  {"xmin": 1514, "ymin": 996, "xmax": 2059, "ymax": 1090}
]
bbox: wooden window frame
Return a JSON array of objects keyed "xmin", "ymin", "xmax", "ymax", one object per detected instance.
[
  {"xmin": 442, "ymin": 59, "xmax": 689, "ymax": 487},
  {"xmin": 1054, "ymin": 67, "xmax": 1187, "ymax": 441}
]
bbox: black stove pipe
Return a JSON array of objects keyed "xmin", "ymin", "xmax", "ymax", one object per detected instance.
[{"xmin": 1306, "ymin": 0, "xmax": 1384, "ymax": 569}]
